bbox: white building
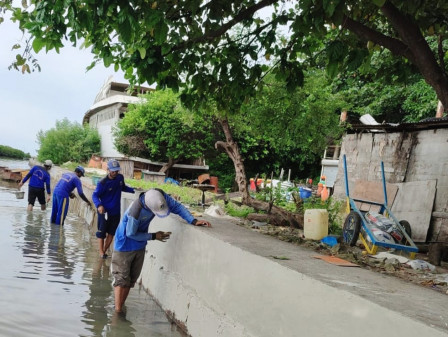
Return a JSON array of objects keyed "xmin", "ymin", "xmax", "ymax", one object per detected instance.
[{"xmin": 83, "ymin": 77, "xmax": 209, "ymax": 180}]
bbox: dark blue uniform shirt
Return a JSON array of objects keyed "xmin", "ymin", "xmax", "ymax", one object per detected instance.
[
  {"xmin": 92, "ymin": 174, "xmax": 134, "ymax": 216},
  {"xmin": 22, "ymin": 165, "xmax": 51, "ymax": 194}
]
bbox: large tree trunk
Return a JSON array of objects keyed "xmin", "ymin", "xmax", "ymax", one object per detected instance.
[
  {"xmin": 215, "ymin": 117, "xmax": 250, "ymax": 202},
  {"xmin": 159, "ymin": 157, "xmax": 179, "ymax": 174},
  {"xmin": 342, "ymin": 1, "xmax": 448, "ymax": 111},
  {"xmin": 215, "ymin": 117, "xmax": 304, "ymax": 228}
]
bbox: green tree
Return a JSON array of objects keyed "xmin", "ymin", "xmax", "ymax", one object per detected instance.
[
  {"xmin": 37, "ymin": 118, "xmax": 100, "ymax": 164},
  {"xmin": 114, "ymin": 89, "xmax": 215, "ymax": 173},
  {"xmin": 0, "ymin": 144, "xmax": 30, "ymax": 159},
  {"xmin": 6, "ymin": 0, "xmax": 446, "ymax": 227},
  {"xmin": 211, "ymin": 70, "xmax": 346, "ymax": 189},
  {"xmin": 241, "ymin": 70, "xmax": 346, "ymax": 172},
  {"xmin": 331, "ymin": 47, "xmax": 439, "ymax": 123},
  {"xmin": 5, "ymin": 0, "xmax": 448, "ymax": 110}
]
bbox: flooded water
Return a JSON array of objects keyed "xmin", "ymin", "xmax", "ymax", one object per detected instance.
[{"xmin": 0, "ymin": 158, "xmax": 186, "ymax": 337}]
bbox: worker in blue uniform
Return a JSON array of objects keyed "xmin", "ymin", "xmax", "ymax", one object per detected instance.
[
  {"xmin": 19, "ymin": 159, "xmax": 53, "ymax": 211},
  {"xmin": 51, "ymin": 166, "xmax": 92, "ymax": 225},
  {"xmin": 111, "ymin": 188, "xmax": 211, "ymax": 313},
  {"xmin": 92, "ymin": 159, "xmax": 135, "ymax": 259}
]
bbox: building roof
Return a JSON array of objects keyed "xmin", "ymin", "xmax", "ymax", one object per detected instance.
[
  {"xmin": 348, "ymin": 117, "xmax": 448, "ymax": 133},
  {"xmin": 82, "ymin": 94, "xmax": 144, "ymax": 124},
  {"xmin": 83, "ymin": 77, "xmax": 153, "ymax": 124},
  {"xmin": 128, "ymin": 156, "xmax": 209, "ymax": 171}
]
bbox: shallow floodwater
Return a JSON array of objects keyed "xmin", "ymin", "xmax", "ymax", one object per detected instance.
[{"xmin": 0, "ymin": 158, "xmax": 186, "ymax": 337}]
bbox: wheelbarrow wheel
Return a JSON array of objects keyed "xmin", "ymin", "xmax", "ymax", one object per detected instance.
[
  {"xmin": 399, "ymin": 220, "xmax": 412, "ymax": 243},
  {"xmin": 343, "ymin": 211, "xmax": 362, "ymax": 246}
]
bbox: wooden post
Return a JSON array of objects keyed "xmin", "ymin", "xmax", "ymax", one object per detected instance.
[
  {"xmin": 340, "ymin": 110, "xmax": 347, "ymax": 123},
  {"xmin": 436, "ymin": 100, "xmax": 444, "ymax": 118},
  {"xmin": 428, "ymin": 243, "xmax": 443, "ymax": 266}
]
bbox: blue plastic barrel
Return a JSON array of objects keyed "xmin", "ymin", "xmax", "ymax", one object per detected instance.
[{"xmin": 299, "ymin": 187, "xmax": 312, "ymax": 199}]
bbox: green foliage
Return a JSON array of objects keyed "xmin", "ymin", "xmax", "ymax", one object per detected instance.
[
  {"xmin": 114, "ymin": 89, "xmax": 215, "ymax": 165},
  {"xmin": 0, "ymin": 144, "xmax": 30, "ymax": 159},
  {"xmin": 254, "ymin": 185, "xmax": 297, "ymax": 212},
  {"xmin": 7, "ymin": 0, "xmax": 448, "ymax": 194},
  {"xmin": 224, "ymin": 202, "xmax": 254, "ymax": 218},
  {"xmin": 37, "ymin": 118, "xmax": 101, "ymax": 164},
  {"xmin": 207, "ymin": 152, "xmax": 236, "ymax": 191},
  {"xmin": 7, "ymin": 0, "xmax": 448, "ymax": 110},
  {"xmin": 240, "ymin": 71, "xmax": 346, "ymax": 178},
  {"xmin": 334, "ymin": 76, "xmax": 439, "ymax": 123},
  {"xmin": 402, "ymin": 80, "xmax": 439, "ymax": 122},
  {"xmin": 124, "ymin": 178, "xmax": 204, "ymax": 205},
  {"xmin": 332, "ymin": 47, "xmax": 440, "ymax": 123}
]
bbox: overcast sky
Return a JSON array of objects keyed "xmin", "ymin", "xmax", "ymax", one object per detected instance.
[
  {"xmin": 0, "ymin": 17, "xmax": 127, "ymax": 156},
  {"xmin": 0, "ymin": 5, "xmax": 283, "ymax": 158}
]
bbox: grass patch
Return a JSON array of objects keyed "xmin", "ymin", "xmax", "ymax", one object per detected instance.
[
  {"xmin": 224, "ymin": 201, "xmax": 254, "ymax": 218},
  {"xmin": 125, "ymin": 178, "xmax": 205, "ymax": 205}
]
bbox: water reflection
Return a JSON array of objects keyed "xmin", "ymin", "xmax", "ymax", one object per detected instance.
[
  {"xmin": 82, "ymin": 259, "xmax": 115, "ymax": 336},
  {"xmin": 107, "ymin": 311, "xmax": 137, "ymax": 337},
  {"xmin": 47, "ymin": 223, "xmax": 75, "ymax": 284},
  {"xmin": 14, "ymin": 212, "xmax": 47, "ymax": 280}
]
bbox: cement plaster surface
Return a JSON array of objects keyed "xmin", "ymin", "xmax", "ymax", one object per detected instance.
[
  {"xmin": 52, "ymin": 166, "xmax": 448, "ymax": 337},
  {"xmin": 142, "ymin": 213, "xmax": 448, "ymax": 337}
]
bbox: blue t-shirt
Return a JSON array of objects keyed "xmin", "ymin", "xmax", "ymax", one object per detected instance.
[
  {"xmin": 92, "ymin": 174, "xmax": 134, "ymax": 216},
  {"xmin": 114, "ymin": 192, "xmax": 195, "ymax": 252},
  {"xmin": 53, "ymin": 172, "xmax": 84, "ymax": 198},
  {"xmin": 22, "ymin": 165, "xmax": 51, "ymax": 194}
]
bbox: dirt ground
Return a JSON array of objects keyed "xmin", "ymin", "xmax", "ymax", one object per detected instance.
[{"xmin": 236, "ymin": 220, "xmax": 448, "ymax": 296}]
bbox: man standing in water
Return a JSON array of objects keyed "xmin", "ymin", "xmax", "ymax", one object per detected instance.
[
  {"xmin": 92, "ymin": 159, "xmax": 135, "ymax": 259},
  {"xmin": 111, "ymin": 188, "xmax": 211, "ymax": 313},
  {"xmin": 51, "ymin": 166, "xmax": 92, "ymax": 225},
  {"xmin": 19, "ymin": 159, "xmax": 53, "ymax": 211}
]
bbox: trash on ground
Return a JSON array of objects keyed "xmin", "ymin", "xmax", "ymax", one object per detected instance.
[
  {"xmin": 406, "ymin": 259, "xmax": 436, "ymax": 271},
  {"xmin": 270, "ymin": 255, "xmax": 290, "ymax": 260},
  {"xmin": 321, "ymin": 235, "xmax": 338, "ymax": 247},
  {"xmin": 434, "ymin": 273, "xmax": 448, "ymax": 285},
  {"xmin": 251, "ymin": 221, "xmax": 268, "ymax": 229},
  {"xmin": 190, "ymin": 210, "xmax": 203, "ymax": 217},
  {"xmin": 313, "ymin": 255, "xmax": 359, "ymax": 267},
  {"xmin": 203, "ymin": 205, "xmax": 233, "ymax": 218},
  {"xmin": 365, "ymin": 227, "xmax": 396, "ymax": 244},
  {"xmin": 370, "ymin": 252, "xmax": 409, "ymax": 264}
]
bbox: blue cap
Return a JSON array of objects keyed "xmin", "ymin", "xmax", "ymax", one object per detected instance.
[
  {"xmin": 75, "ymin": 165, "xmax": 85, "ymax": 177},
  {"xmin": 107, "ymin": 159, "xmax": 120, "ymax": 172}
]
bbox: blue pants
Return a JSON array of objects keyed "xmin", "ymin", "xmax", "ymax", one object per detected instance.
[{"xmin": 51, "ymin": 194, "xmax": 69, "ymax": 225}]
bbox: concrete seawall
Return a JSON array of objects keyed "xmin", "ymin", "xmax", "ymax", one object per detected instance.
[{"xmin": 54, "ymin": 168, "xmax": 448, "ymax": 337}]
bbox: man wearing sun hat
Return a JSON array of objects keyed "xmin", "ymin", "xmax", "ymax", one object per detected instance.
[
  {"xmin": 92, "ymin": 159, "xmax": 135, "ymax": 259},
  {"xmin": 111, "ymin": 188, "xmax": 211, "ymax": 313}
]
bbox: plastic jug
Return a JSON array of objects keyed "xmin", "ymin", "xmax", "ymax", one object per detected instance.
[{"xmin": 304, "ymin": 209, "xmax": 329, "ymax": 240}]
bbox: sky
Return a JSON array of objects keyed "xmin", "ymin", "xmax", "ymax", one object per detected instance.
[
  {"xmin": 0, "ymin": 5, "xmax": 283, "ymax": 158},
  {"xmin": 0, "ymin": 16, "xmax": 127, "ymax": 157}
]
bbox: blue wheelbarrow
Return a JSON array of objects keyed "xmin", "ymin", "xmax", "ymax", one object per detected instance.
[{"xmin": 342, "ymin": 154, "xmax": 418, "ymax": 258}]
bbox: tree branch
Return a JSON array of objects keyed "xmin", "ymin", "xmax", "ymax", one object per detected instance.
[
  {"xmin": 341, "ymin": 15, "xmax": 415, "ymax": 63},
  {"xmin": 171, "ymin": 0, "xmax": 277, "ymax": 52},
  {"xmin": 438, "ymin": 34, "xmax": 446, "ymax": 74},
  {"xmin": 380, "ymin": 0, "xmax": 448, "ymax": 105}
]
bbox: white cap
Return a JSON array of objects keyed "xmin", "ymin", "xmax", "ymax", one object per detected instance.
[
  {"xmin": 44, "ymin": 160, "xmax": 53, "ymax": 167},
  {"xmin": 145, "ymin": 189, "xmax": 170, "ymax": 218}
]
